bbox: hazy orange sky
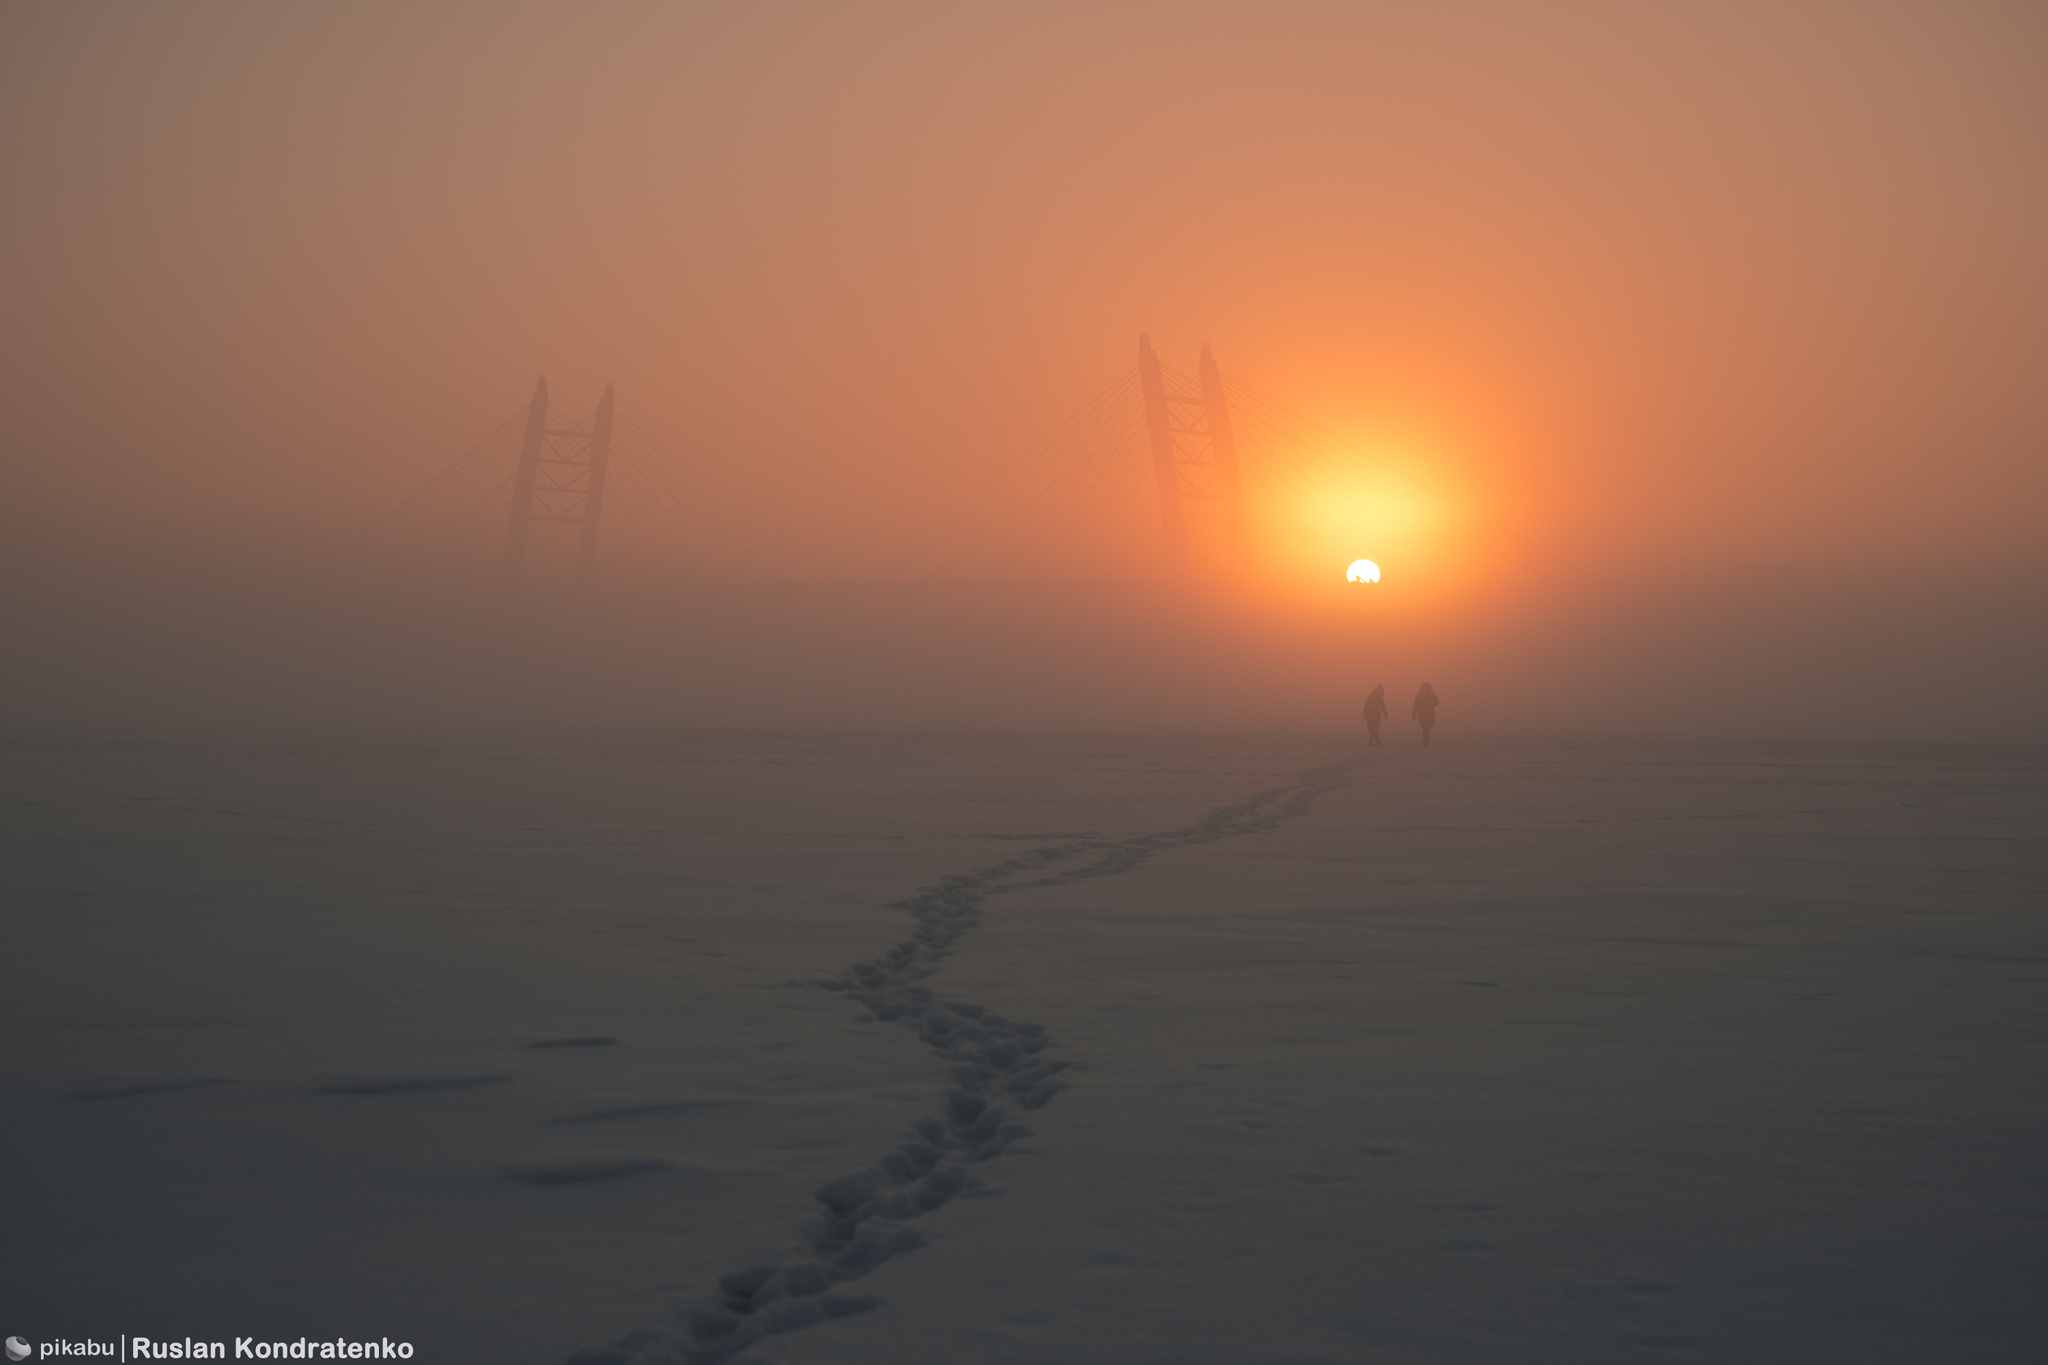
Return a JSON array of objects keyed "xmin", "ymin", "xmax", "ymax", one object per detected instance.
[{"xmin": 4, "ymin": 1, "xmax": 2044, "ymax": 731}]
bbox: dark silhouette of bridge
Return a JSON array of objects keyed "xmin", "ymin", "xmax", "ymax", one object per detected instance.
[{"xmin": 387, "ymin": 337, "xmax": 1385, "ymax": 589}]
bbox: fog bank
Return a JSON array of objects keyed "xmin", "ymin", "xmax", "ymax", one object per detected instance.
[{"xmin": 8, "ymin": 540, "xmax": 2041, "ymax": 739}]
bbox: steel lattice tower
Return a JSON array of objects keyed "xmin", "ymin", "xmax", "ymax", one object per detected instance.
[
  {"xmin": 1138, "ymin": 335, "xmax": 1250, "ymax": 574},
  {"xmin": 502, "ymin": 377, "xmax": 616, "ymax": 590}
]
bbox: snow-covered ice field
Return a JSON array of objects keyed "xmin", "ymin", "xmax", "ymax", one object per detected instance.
[{"xmin": 3, "ymin": 731, "xmax": 2042, "ymax": 1363}]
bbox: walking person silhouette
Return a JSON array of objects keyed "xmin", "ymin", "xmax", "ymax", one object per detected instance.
[
  {"xmin": 1412, "ymin": 682, "xmax": 1440, "ymax": 747},
  {"xmin": 1362, "ymin": 684, "xmax": 1388, "ymax": 745}
]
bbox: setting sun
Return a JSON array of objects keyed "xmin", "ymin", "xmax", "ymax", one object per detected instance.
[{"xmin": 1347, "ymin": 559, "xmax": 1380, "ymax": 583}]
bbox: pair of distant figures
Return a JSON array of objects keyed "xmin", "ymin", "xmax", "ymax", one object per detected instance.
[{"xmin": 1362, "ymin": 683, "xmax": 1438, "ymax": 747}]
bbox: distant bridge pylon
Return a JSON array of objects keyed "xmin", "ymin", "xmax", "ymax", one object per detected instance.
[
  {"xmin": 386, "ymin": 378, "xmax": 786, "ymax": 590},
  {"xmin": 1139, "ymin": 334, "xmax": 1250, "ymax": 573},
  {"xmin": 501, "ymin": 377, "xmax": 614, "ymax": 589},
  {"xmin": 860, "ymin": 336, "xmax": 1387, "ymax": 586}
]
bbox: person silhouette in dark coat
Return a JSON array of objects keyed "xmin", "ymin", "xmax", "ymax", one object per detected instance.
[
  {"xmin": 1412, "ymin": 682, "xmax": 1439, "ymax": 747},
  {"xmin": 1362, "ymin": 684, "xmax": 1388, "ymax": 745}
]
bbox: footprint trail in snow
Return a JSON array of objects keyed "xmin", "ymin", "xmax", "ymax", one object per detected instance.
[{"xmin": 570, "ymin": 756, "xmax": 1358, "ymax": 1364}]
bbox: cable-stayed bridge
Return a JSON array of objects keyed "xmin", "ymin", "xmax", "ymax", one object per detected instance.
[{"xmin": 387, "ymin": 336, "xmax": 1387, "ymax": 589}]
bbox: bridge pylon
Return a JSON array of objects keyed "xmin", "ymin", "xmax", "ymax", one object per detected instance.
[
  {"xmin": 501, "ymin": 377, "xmax": 616, "ymax": 592},
  {"xmin": 1137, "ymin": 335, "xmax": 1251, "ymax": 575},
  {"xmin": 1138, "ymin": 335, "xmax": 1190, "ymax": 569}
]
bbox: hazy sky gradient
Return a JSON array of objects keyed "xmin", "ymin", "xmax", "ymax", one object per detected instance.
[{"xmin": 4, "ymin": 1, "xmax": 2043, "ymax": 731}]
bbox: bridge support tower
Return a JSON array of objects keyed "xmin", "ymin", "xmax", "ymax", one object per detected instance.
[
  {"xmin": 501, "ymin": 377, "xmax": 617, "ymax": 591},
  {"xmin": 1137, "ymin": 335, "xmax": 1251, "ymax": 574}
]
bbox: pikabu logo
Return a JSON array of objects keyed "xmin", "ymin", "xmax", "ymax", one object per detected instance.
[
  {"xmin": 8, "ymin": 1339, "xmax": 31, "ymax": 1362},
  {"xmin": 134, "ymin": 1344, "xmax": 413, "ymax": 1361}
]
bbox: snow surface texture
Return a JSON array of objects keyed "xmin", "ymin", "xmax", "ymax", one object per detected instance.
[
  {"xmin": 573, "ymin": 761, "xmax": 1358, "ymax": 1364},
  {"xmin": 4, "ymin": 733, "xmax": 2043, "ymax": 1364}
]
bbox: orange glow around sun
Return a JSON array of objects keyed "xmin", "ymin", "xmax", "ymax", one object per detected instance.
[{"xmin": 1235, "ymin": 418, "xmax": 1497, "ymax": 616}]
